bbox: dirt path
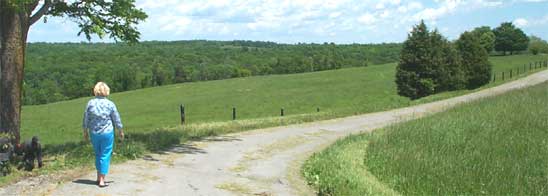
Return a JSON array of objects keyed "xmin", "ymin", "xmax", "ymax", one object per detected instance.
[{"xmin": 2, "ymin": 70, "xmax": 547, "ymax": 196}]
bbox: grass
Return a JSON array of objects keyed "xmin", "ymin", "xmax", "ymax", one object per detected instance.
[
  {"xmin": 2, "ymin": 54, "xmax": 545, "ymax": 186},
  {"xmin": 21, "ymin": 54, "xmax": 548, "ymax": 145},
  {"xmin": 303, "ymin": 81, "xmax": 548, "ymax": 195}
]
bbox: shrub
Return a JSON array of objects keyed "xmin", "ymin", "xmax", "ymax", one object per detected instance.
[
  {"xmin": 456, "ymin": 31, "xmax": 492, "ymax": 89},
  {"xmin": 396, "ymin": 21, "xmax": 465, "ymax": 99}
]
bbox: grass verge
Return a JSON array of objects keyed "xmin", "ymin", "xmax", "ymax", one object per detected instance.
[{"xmin": 303, "ymin": 81, "xmax": 548, "ymax": 195}]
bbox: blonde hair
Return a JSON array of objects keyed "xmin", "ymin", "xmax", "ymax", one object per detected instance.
[{"xmin": 93, "ymin": 82, "xmax": 110, "ymax": 97}]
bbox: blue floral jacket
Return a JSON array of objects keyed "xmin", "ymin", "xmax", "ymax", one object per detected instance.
[{"xmin": 83, "ymin": 96, "xmax": 123, "ymax": 134}]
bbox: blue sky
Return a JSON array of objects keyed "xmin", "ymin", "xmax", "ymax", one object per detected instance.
[{"xmin": 28, "ymin": 0, "xmax": 548, "ymax": 44}]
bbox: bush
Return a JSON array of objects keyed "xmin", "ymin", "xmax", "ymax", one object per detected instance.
[
  {"xmin": 396, "ymin": 21, "xmax": 464, "ymax": 99},
  {"xmin": 529, "ymin": 36, "xmax": 548, "ymax": 55},
  {"xmin": 456, "ymin": 31, "xmax": 492, "ymax": 89}
]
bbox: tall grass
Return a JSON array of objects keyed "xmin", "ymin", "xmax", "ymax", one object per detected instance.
[{"xmin": 303, "ymin": 81, "xmax": 548, "ymax": 195}]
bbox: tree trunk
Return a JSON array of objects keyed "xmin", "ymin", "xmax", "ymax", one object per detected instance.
[{"xmin": 0, "ymin": 4, "xmax": 30, "ymax": 145}]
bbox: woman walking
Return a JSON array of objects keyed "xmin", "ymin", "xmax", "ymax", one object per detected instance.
[{"xmin": 83, "ymin": 82, "xmax": 124, "ymax": 187}]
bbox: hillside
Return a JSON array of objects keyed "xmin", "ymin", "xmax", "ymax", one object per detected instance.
[
  {"xmin": 20, "ymin": 54, "xmax": 546, "ymax": 145},
  {"xmin": 23, "ymin": 41, "xmax": 401, "ymax": 105}
]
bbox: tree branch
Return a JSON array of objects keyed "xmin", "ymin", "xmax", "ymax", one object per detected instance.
[{"xmin": 29, "ymin": 0, "xmax": 52, "ymax": 26}]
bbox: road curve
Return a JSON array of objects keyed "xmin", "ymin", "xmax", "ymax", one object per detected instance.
[{"xmin": 2, "ymin": 69, "xmax": 547, "ymax": 196}]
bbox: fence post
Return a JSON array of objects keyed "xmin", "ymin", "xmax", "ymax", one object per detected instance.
[
  {"xmin": 502, "ymin": 72, "xmax": 505, "ymax": 80},
  {"xmin": 232, "ymin": 107, "xmax": 236, "ymax": 120},
  {"xmin": 281, "ymin": 108, "xmax": 284, "ymax": 116},
  {"xmin": 510, "ymin": 69, "xmax": 512, "ymax": 78},
  {"xmin": 180, "ymin": 104, "xmax": 185, "ymax": 125},
  {"xmin": 493, "ymin": 73, "xmax": 496, "ymax": 82},
  {"xmin": 317, "ymin": 107, "xmax": 320, "ymax": 112}
]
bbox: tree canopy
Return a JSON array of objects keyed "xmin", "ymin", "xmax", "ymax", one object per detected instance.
[
  {"xmin": 396, "ymin": 21, "xmax": 464, "ymax": 99},
  {"xmin": 493, "ymin": 22, "xmax": 529, "ymax": 55},
  {"xmin": 471, "ymin": 26, "xmax": 496, "ymax": 54},
  {"xmin": 456, "ymin": 31, "xmax": 492, "ymax": 89},
  {"xmin": 396, "ymin": 21, "xmax": 492, "ymax": 100},
  {"xmin": 528, "ymin": 35, "xmax": 548, "ymax": 55}
]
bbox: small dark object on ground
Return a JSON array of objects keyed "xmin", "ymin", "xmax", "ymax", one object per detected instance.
[
  {"xmin": 15, "ymin": 136, "xmax": 43, "ymax": 171},
  {"xmin": 0, "ymin": 137, "xmax": 14, "ymax": 176}
]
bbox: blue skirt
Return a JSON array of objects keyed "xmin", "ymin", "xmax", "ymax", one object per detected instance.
[{"xmin": 90, "ymin": 131, "xmax": 114, "ymax": 175}]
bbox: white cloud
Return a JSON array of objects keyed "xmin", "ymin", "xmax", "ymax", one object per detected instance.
[
  {"xmin": 358, "ymin": 13, "xmax": 377, "ymax": 25},
  {"xmin": 397, "ymin": 2, "xmax": 423, "ymax": 13},
  {"xmin": 413, "ymin": 0, "xmax": 462, "ymax": 22},
  {"xmin": 515, "ymin": 14, "xmax": 548, "ymax": 27},
  {"xmin": 379, "ymin": 10, "xmax": 391, "ymax": 18},
  {"xmin": 514, "ymin": 18, "xmax": 529, "ymax": 27},
  {"xmin": 375, "ymin": 2, "xmax": 386, "ymax": 10},
  {"xmin": 473, "ymin": 0, "xmax": 504, "ymax": 7},
  {"xmin": 329, "ymin": 12, "xmax": 342, "ymax": 19}
]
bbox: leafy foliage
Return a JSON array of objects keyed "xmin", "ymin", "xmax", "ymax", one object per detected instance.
[
  {"xmin": 493, "ymin": 22, "xmax": 529, "ymax": 55},
  {"xmin": 456, "ymin": 31, "xmax": 492, "ymax": 89},
  {"xmin": 396, "ymin": 21, "xmax": 463, "ymax": 99},
  {"xmin": 471, "ymin": 26, "xmax": 496, "ymax": 53},
  {"xmin": 47, "ymin": 0, "xmax": 147, "ymax": 42},
  {"xmin": 23, "ymin": 40, "xmax": 402, "ymax": 105},
  {"xmin": 529, "ymin": 35, "xmax": 548, "ymax": 55}
]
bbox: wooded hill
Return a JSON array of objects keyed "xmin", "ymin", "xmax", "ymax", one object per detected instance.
[{"xmin": 24, "ymin": 40, "xmax": 401, "ymax": 105}]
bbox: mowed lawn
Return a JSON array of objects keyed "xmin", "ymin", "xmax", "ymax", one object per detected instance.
[
  {"xmin": 303, "ymin": 81, "xmax": 548, "ymax": 195},
  {"xmin": 21, "ymin": 54, "xmax": 547, "ymax": 145}
]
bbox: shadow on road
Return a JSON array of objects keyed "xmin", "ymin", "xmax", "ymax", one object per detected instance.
[{"xmin": 72, "ymin": 179, "xmax": 114, "ymax": 186}]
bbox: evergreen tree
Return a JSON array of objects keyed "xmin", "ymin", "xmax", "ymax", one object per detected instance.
[
  {"xmin": 396, "ymin": 21, "xmax": 464, "ymax": 99},
  {"xmin": 456, "ymin": 31, "xmax": 492, "ymax": 89}
]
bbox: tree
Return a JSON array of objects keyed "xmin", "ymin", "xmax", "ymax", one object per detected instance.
[
  {"xmin": 493, "ymin": 22, "xmax": 529, "ymax": 55},
  {"xmin": 529, "ymin": 35, "xmax": 548, "ymax": 55},
  {"xmin": 456, "ymin": 31, "xmax": 492, "ymax": 89},
  {"xmin": 471, "ymin": 26, "xmax": 496, "ymax": 54},
  {"xmin": 0, "ymin": 0, "xmax": 147, "ymax": 144},
  {"xmin": 151, "ymin": 63, "xmax": 172, "ymax": 86},
  {"xmin": 396, "ymin": 21, "xmax": 463, "ymax": 99}
]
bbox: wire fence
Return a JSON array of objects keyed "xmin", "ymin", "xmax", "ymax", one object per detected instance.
[
  {"xmin": 177, "ymin": 59, "xmax": 548, "ymax": 125},
  {"xmin": 493, "ymin": 60, "xmax": 548, "ymax": 82}
]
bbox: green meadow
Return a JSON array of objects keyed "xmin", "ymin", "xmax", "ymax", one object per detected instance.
[
  {"xmin": 302, "ymin": 80, "xmax": 548, "ymax": 195},
  {"xmin": 21, "ymin": 54, "xmax": 547, "ymax": 145},
  {"xmin": 1, "ymin": 54, "xmax": 544, "ymax": 186}
]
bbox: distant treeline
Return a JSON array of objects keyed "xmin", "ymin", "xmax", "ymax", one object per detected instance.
[{"xmin": 24, "ymin": 40, "xmax": 402, "ymax": 105}]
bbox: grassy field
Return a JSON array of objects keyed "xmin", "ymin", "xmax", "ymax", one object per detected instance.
[
  {"xmin": 302, "ymin": 81, "xmax": 548, "ymax": 195},
  {"xmin": 3, "ymin": 54, "xmax": 544, "ymax": 186},
  {"xmin": 21, "ymin": 54, "xmax": 547, "ymax": 145}
]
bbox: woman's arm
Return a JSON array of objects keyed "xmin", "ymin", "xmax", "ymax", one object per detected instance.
[
  {"xmin": 110, "ymin": 103, "xmax": 124, "ymax": 140},
  {"xmin": 82, "ymin": 102, "xmax": 90, "ymax": 141}
]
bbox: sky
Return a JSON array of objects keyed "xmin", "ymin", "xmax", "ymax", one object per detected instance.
[{"xmin": 28, "ymin": 0, "xmax": 548, "ymax": 44}]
